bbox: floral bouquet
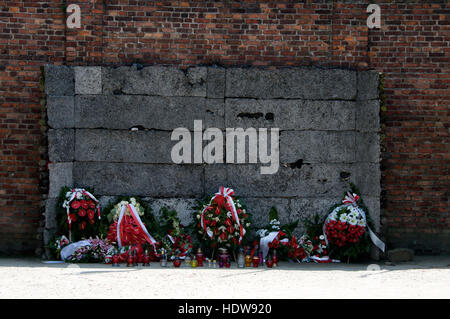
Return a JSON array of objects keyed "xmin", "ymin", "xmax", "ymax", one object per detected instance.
[
  {"xmin": 324, "ymin": 185, "xmax": 385, "ymax": 261},
  {"xmin": 157, "ymin": 207, "xmax": 193, "ymax": 260},
  {"xmin": 102, "ymin": 196, "xmax": 159, "ymax": 260},
  {"xmin": 64, "ymin": 237, "xmax": 115, "ymax": 263},
  {"xmin": 47, "ymin": 235, "xmax": 70, "ymax": 260},
  {"xmin": 256, "ymin": 207, "xmax": 298, "ymax": 260},
  {"xmin": 57, "ymin": 187, "xmax": 101, "ymax": 241},
  {"xmin": 298, "ymin": 234, "xmax": 329, "ymax": 262},
  {"xmin": 286, "ymin": 236, "xmax": 307, "ymax": 261},
  {"xmin": 193, "ymin": 187, "xmax": 251, "ymax": 255}
]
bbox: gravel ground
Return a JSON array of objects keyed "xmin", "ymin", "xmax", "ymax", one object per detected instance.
[{"xmin": 1, "ymin": 256, "xmax": 449, "ymax": 299}]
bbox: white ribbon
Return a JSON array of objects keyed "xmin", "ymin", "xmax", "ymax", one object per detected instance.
[
  {"xmin": 356, "ymin": 208, "xmax": 385, "ymax": 253},
  {"xmin": 310, "ymin": 256, "xmax": 340, "ymax": 263},
  {"xmin": 259, "ymin": 231, "xmax": 288, "ymax": 259},
  {"xmin": 260, "ymin": 231, "xmax": 280, "ymax": 259}
]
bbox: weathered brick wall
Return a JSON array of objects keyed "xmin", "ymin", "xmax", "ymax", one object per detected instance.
[{"xmin": 0, "ymin": 1, "xmax": 448, "ymax": 255}]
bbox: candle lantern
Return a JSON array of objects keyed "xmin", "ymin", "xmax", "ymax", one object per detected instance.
[
  {"xmin": 127, "ymin": 252, "xmax": 134, "ymax": 267},
  {"xmin": 266, "ymin": 257, "xmax": 274, "ymax": 268},
  {"xmin": 104, "ymin": 255, "xmax": 112, "ymax": 264},
  {"xmin": 272, "ymin": 250, "xmax": 279, "ymax": 267},
  {"xmin": 195, "ymin": 248, "xmax": 204, "ymax": 267},
  {"xmin": 225, "ymin": 256, "xmax": 231, "ymax": 268},
  {"xmin": 173, "ymin": 258, "xmax": 181, "ymax": 268},
  {"xmin": 245, "ymin": 254, "xmax": 252, "ymax": 267},
  {"xmin": 252, "ymin": 255, "xmax": 260, "ymax": 268},
  {"xmin": 112, "ymin": 254, "xmax": 120, "ymax": 267},
  {"xmin": 190, "ymin": 259, "xmax": 198, "ymax": 268},
  {"xmin": 142, "ymin": 250, "xmax": 150, "ymax": 266},
  {"xmin": 218, "ymin": 248, "xmax": 229, "ymax": 268},
  {"xmin": 237, "ymin": 248, "xmax": 245, "ymax": 268},
  {"xmin": 184, "ymin": 254, "xmax": 191, "ymax": 268},
  {"xmin": 160, "ymin": 248, "xmax": 167, "ymax": 267}
]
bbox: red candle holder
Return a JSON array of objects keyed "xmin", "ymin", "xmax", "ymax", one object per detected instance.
[
  {"xmin": 127, "ymin": 253, "xmax": 134, "ymax": 267},
  {"xmin": 266, "ymin": 259, "xmax": 273, "ymax": 268},
  {"xmin": 142, "ymin": 254, "xmax": 150, "ymax": 266},
  {"xmin": 272, "ymin": 254, "xmax": 278, "ymax": 267},
  {"xmin": 173, "ymin": 259, "xmax": 182, "ymax": 268},
  {"xmin": 112, "ymin": 254, "xmax": 120, "ymax": 267},
  {"xmin": 252, "ymin": 256, "xmax": 260, "ymax": 268},
  {"xmin": 195, "ymin": 248, "xmax": 204, "ymax": 267},
  {"xmin": 104, "ymin": 255, "xmax": 112, "ymax": 264}
]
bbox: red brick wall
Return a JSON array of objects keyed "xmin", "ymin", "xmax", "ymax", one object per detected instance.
[{"xmin": 0, "ymin": 1, "xmax": 448, "ymax": 255}]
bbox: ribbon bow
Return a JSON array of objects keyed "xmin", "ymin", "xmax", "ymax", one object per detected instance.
[
  {"xmin": 342, "ymin": 192, "xmax": 360, "ymax": 207},
  {"xmin": 200, "ymin": 187, "xmax": 245, "ymax": 244}
]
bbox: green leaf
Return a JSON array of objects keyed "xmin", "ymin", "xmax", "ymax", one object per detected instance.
[{"xmin": 269, "ymin": 206, "xmax": 279, "ymax": 221}]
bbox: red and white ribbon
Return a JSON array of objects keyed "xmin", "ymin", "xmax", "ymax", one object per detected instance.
[
  {"xmin": 65, "ymin": 188, "xmax": 101, "ymax": 230},
  {"xmin": 116, "ymin": 203, "xmax": 157, "ymax": 249},
  {"xmin": 259, "ymin": 231, "xmax": 289, "ymax": 259},
  {"xmin": 310, "ymin": 256, "xmax": 340, "ymax": 263},
  {"xmin": 200, "ymin": 187, "xmax": 245, "ymax": 244},
  {"xmin": 343, "ymin": 192, "xmax": 360, "ymax": 207}
]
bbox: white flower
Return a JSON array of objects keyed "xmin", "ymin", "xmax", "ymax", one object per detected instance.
[
  {"xmin": 246, "ymin": 223, "xmax": 250, "ymax": 227},
  {"xmin": 196, "ymin": 214, "xmax": 200, "ymax": 219},
  {"xmin": 227, "ymin": 211, "xmax": 232, "ymax": 218},
  {"xmin": 319, "ymin": 235, "xmax": 325, "ymax": 240}
]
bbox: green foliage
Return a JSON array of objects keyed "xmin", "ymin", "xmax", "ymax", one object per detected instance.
[
  {"xmin": 269, "ymin": 206, "xmax": 278, "ymax": 221},
  {"xmin": 301, "ymin": 213, "xmax": 325, "ymax": 239},
  {"xmin": 157, "ymin": 206, "xmax": 182, "ymax": 238}
]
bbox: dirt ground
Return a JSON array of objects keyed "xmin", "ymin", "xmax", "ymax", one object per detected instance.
[{"xmin": 0, "ymin": 256, "xmax": 449, "ymax": 299}]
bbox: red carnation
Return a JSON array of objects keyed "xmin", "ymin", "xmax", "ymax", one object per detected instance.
[
  {"xmin": 225, "ymin": 218, "xmax": 232, "ymax": 226},
  {"xmin": 78, "ymin": 209, "xmax": 86, "ymax": 217},
  {"xmin": 87, "ymin": 209, "xmax": 95, "ymax": 220},
  {"xmin": 80, "ymin": 200, "xmax": 89, "ymax": 209},
  {"xmin": 220, "ymin": 232, "xmax": 227, "ymax": 241},
  {"xmin": 89, "ymin": 201, "xmax": 96, "ymax": 209},
  {"xmin": 71, "ymin": 201, "xmax": 80, "ymax": 209},
  {"xmin": 79, "ymin": 221, "xmax": 86, "ymax": 230}
]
